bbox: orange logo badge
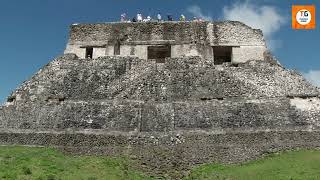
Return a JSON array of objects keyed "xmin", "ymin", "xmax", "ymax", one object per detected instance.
[{"xmin": 292, "ymin": 5, "xmax": 316, "ymax": 29}]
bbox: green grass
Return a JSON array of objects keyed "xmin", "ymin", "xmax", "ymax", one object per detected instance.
[
  {"xmin": 0, "ymin": 146, "xmax": 154, "ymax": 180},
  {"xmin": 1, "ymin": 146, "xmax": 320, "ymax": 180},
  {"xmin": 185, "ymin": 150, "xmax": 320, "ymax": 180}
]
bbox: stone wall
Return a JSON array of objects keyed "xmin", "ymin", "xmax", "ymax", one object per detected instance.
[
  {"xmin": 1, "ymin": 54, "xmax": 320, "ymax": 177},
  {"xmin": 6, "ymin": 55, "xmax": 318, "ymax": 105},
  {"xmin": 1, "ymin": 97, "xmax": 319, "ymax": 132},
  {"xmin": 64, "ymin": 21, "xmax": 266, "ymax": 62},
  {"xmin": 1, "ymin": 54, "xmax": 319, "ymax": 133},
  {"xmin": 1, "ymin": 130, "xmax": 320, "ymax": 177},
  {"xmin": 67, "ymin": 22, "xmax": 208, "ymax": 45},
  {"xmin": 231, "ymin": 46, "xmax": 266, "ymax": 63},
  {"xmin": 208, "ymin": 21, "xmax": 265, "ymax": 46}
]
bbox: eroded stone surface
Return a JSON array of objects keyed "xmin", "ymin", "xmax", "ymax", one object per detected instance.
[
  {"xmin": 65, "ymin": 21, "xmax": 267, "ymax": 63},
  {"xmin": 1, "ymin": 23, "xmax": 320, "ymax": 178}
]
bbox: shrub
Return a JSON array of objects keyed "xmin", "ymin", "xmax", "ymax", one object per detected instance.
[{"xmin": 22, "ymin": 166, "xmax": 32, "ymax": 175}]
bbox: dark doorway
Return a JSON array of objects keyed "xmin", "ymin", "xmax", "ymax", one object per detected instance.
[
  {"xmin": 213, "ymin": 46, "xmax": 232, "ymax": 65},
  {"xmin": 147, "ymin": 45, "xmax": 171, "ymax": 63},
  {"xmin": 85, "ymin": 47, "xmax": 93, "ymax": 59},
  {"xmin": 114, "ymin": 41, "xmax": 120, "ymax": 55}
]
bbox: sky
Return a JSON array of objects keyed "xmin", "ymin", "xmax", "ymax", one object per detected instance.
[{"xmin": 0, "ymin": 0, "xmax": 319, "ymax": 104}]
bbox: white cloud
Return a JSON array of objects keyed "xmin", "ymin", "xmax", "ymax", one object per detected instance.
[
  {"xmin": 223, "ymin": 3, "xmax": 285, "ymax": 37},
  {"xmin": 222, "ymin": 1, "xmax": 286, "ymax": 51},
  {"xmin": 303, "ymin": 70, "xmax": 320, "ymax": 87},
  {"xmin": 187, "ymin": 5, "xmax": 212, "ymax": 21}
]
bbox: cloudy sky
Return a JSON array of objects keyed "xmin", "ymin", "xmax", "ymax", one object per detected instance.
[{"xmin": 0, "ymin": 0, "xmax": 319, "ymax": 103}]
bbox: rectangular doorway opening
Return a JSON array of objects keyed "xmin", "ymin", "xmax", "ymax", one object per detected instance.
[
  {"xmin": 85, "ymin": 47, "xmax": 93, "ymax": 59},
  {"xmin": 213, "ymin": 46, "xmax": 232, "ymax": 65},
  {"xmin": 147, "ymin": 45, "xmax": 171, "ymax": 63},
  {"xmin": 114, "ymin": 41, "xmax": 120, "ymax": 55}
]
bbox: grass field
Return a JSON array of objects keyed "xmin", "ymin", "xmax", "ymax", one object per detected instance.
[
  {"xmin": 1, "ymin": 146, "xmax": 320, "ymax": 180},
  {"xmin": 186, "ymin": 149, "xmax": 320, "ymax": 180},
  {"xmin": 0, "ymin": 146, "xmax": 153, "ymax": 180}
]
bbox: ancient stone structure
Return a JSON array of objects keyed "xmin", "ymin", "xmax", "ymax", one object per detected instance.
[
  {"xmin": 1, "ymin": 21, "xmax": 320, "ymax": 178},
  {"xmin": 64, "ymin": 21, "xmax": 266, "ymax": 64}
]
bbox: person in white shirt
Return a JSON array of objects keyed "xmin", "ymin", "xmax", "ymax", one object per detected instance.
[
  {"xmin": 137, "ymin": 13, "xmax": 143, "ymax": 22},
  {"xmin": 120, "ymin": 13, "xmax": 126, "ymax": 22},
  {"xmin": 157, "ymin": 13, "xmax": 162, "ymax": 22}
]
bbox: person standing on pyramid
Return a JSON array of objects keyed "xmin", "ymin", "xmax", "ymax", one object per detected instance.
[
  {"xmin": 180, "ymin": 14, "xmax": 186, "ymax": 21},
  {"xmin": 137, "ymin": 13, "xmax": 143, "ymax": 22},
  {"xmin": 157, "ymin": 13, "xmax": 162, "ymax": 22},
  {"xmin": 120, "ymin": 13, "xmax": 126, "ymax": 22}
]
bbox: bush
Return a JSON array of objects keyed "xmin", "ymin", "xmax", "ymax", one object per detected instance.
[{"xmin": 22, "ymin": 166, "xmax": 32, "ymax": 175}]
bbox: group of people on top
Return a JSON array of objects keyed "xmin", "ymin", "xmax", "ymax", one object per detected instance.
[{"xmin": 120, "ymin": 13, "xmax": 204, "ymax": 23}]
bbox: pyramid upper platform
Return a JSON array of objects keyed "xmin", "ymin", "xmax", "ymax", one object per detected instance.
[{"xmin": 65, "ymin": 21, "xmax": 267, "ymax": 64}]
